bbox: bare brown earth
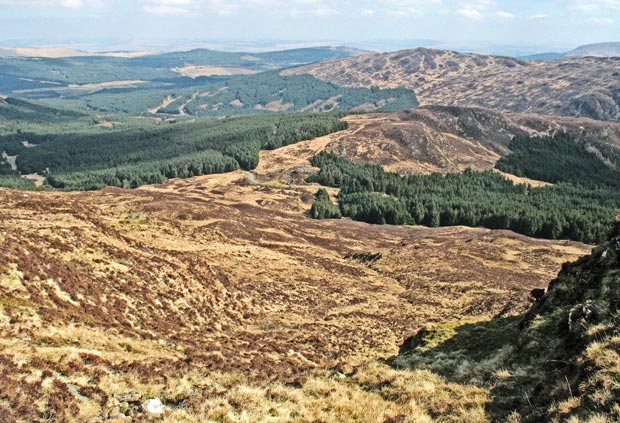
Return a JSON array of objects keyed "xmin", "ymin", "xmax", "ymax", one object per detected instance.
[
  {"xmin": 0, "ymin": 121, "xmax": 592, "ymax": 420},
  {"xmin": 148, "ymin": 95, "xmax": 176, "ymax": 114},
  {"xmin": 283, "ymin": 48, "xmax": 620, "ymax": 122}
]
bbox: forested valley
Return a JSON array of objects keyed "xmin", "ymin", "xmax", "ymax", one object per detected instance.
[
  {"xmin": 0, "ymin": 112, "xmax": 346, "ymax": 190},
  {"xmin": 309, "ymin": 149, "xmax": 620, "ymax": 244}
]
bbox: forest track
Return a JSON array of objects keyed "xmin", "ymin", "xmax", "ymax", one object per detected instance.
[
  {"xmin": 179, "ymin": 91, "xmax": 199, "ymax": 116},
  {"xmin": 148, "ymin": 95, "xmax": 176, "ymax": 114}
]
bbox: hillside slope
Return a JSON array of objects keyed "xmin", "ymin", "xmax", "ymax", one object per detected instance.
[
  {"xmin": 395, "ymin": 227, "xmax": 620, "ymax": 422},
  {"xmin": 0, "ymin": 136, "xmax": 590, "ymax": 421},
  {"xmin": 565, "ymin": 42, "xmax": 620, "ymax": 58},
  {"xmin": 520, "ymin": 42, "xmax": 620, "ymax": 61},
  {"xmin": 257, "ymin": 106, "xmax": 620, "ymax": 177},
  {"xmin": 284, "ymin": 48, "xmax": 620, "ymax": 122}
]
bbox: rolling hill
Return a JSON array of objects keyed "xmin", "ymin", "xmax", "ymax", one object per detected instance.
[
  {"xmin": 0, "ymin": 96, "xmax": 85, "ymax": 123},
  {"xmin": 0, "ymin": 46, "xmax": 367, "ymax": 96},
  {"xmin": 564, "ymin": 41, "xmax": 620, "ymax": 58},
  {"xmin": 283, "ymin": 48, "xmax": 620, "ymax": 122},
  {"xmin": 281, "ymin": 106, "xmax": 620, "ymax": 176},
  {"xmin": 521, "ymin": 42, "xmax": 620, "ymax": 61}
]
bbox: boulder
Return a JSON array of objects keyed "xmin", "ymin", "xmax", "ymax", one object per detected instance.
[{"xmin": 142, "ymin": 398, "xmax": 165, "ymax": 416}]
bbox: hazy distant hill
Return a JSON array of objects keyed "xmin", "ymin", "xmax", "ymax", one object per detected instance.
[
  {"xmin": 0, "ymin": 45, "xmax": 87, "ymax": 58},
  {"xmin": 0, "ymin": 46, "xmax": 367, "ymax": 95},
  {"xmin": 129, "ymin": 46, "xmax": 368, "ymax": 70},
  {"xmin": 520, "ymin": 42, "xmax": 620, "ymax": 61},
  {"xmin": 284, "ymin": 48, "xmax": 620, "ymax": 122},
  {"xmin": 564, "ymin": 42, "xmax": 620, "ymax": 58}
]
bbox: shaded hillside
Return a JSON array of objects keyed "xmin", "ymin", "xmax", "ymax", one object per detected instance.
[
  {"xmin": 394, "ymin": 228, "xmax": 620, "ymax": 422},
  {"xmin": 284, "ymin": 48, "xmax": 620, "ymax": 122},
  {"xmin": 0, "ymin": 97, "xmax": 85, "ymax": 123}
]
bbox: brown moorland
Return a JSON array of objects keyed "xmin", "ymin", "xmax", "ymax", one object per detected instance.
[
  {"xmin": 283, "ymin": 48, "xmax": 620, "ymax": 122},
  {"xmin": 258, "ymin": 108, "xmax": 620, "ymax": 183},
  {"xmin": 0, "ymin": 121, "xmax": 592, "ymax": 421}
]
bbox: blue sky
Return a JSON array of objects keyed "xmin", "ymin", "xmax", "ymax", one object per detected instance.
[{"xmin": 0, "ymin": 0, "xmax": 619, "ymax": 52}]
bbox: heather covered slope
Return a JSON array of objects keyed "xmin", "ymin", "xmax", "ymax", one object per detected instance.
[
  {"xmin": 0, "ymin": 149, "xmax": 589, "ymax": 421},
  {"xmin": 394, "ymin": 229, "xmax": 620, "ymax": 422},
  {"xmin": 284, "ymin": 48, "xmax": 620, "ymax": 122},
  {"xmin": 271, "ymin": 107, "xmax": 620, "ymax": 177}
]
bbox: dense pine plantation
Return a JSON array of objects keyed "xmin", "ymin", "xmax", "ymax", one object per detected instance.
[
  {"xmin": 309, "ymin": 152, "xmax": 619, "ymax": 243},
  {"xmin": 1, "ymin": 113, "xmax": 347, "ymax": 190},
  {"xmin": 181, "ymin": 72, "xmax": 418, "ymax": 117},
  {"xmin": 496, "ymin": 132, "xmax": 620, "ymax": 187},
  {"xmin": 42, "ymin": 72, "xmax": 418, "ymax": 116},
  {"xmin": 310, "ymin": 188, "xmax": 342, "ymax": 219}
]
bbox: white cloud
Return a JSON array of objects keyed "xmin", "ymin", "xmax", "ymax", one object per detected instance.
[
  {"xmin": 141, "ymin": 0, "xmax": 244, "ymax": 15},
  {"xmin": 559, "ymin": 0, "xmax": 620, "ymax": 12},
  {"xmin": 386, "ymin": 8, "xmax": 423, "ymax": 16},
  {"xmin": 456, "ymin": 0, "xmax": 494, "ymax": 19},
  {"xmin": 457, "ymin": 8, "xmax": 484, "ymax": 19},
  {"xmin": 140, "ymin": 0, "xmax": 345, "ymax": 16},
  {"xmin": 291, "ymin": 7, "xmax": 339, "ymax": 16},
  {"xmin": 376, "ymin": 0, "xmax": 441, "ymax": 5}
]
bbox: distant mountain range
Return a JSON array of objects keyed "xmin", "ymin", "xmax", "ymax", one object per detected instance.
[{"xmin": 520, "ymin": 42, "xmax": 620, "ymax": 61}]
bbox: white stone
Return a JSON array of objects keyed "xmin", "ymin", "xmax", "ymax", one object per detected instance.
[{"xmin": 141, "ymin": 398, "xmax": 164, "ymax": 416}]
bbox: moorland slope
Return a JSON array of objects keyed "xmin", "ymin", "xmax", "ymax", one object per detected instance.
[
  {"xmin": 0, "ymin": 127, "xmax": 591, "ymax": 421},
  {"xmin": 284, "ymin": 48, "xmax": 620, "ymax": 122}
]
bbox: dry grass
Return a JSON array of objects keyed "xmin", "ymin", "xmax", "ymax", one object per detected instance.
[
  {"xmin": 283, "ymin": 48, "xmax": 620, "ymax": 121},
  {"xmin": 0, "ymin": 126, "xmax": 594, "ymax": 421}
]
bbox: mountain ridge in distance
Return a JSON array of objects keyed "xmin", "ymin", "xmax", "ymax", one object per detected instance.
[{"xmin": 520, "ymin": 41, "xmax": 620, "ymax": 61}]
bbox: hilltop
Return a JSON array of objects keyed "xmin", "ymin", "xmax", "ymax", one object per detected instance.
[
  {"xmin": 565, "ymin": 42, "xmax": 620, "ymax": 58},
  {"xmin": 522, "ymin": 42, "xmax": 620, "ymax": 61},
  {"xmin": 284, "ymin": 48, "xmax": 620, "ymax": 122}
]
